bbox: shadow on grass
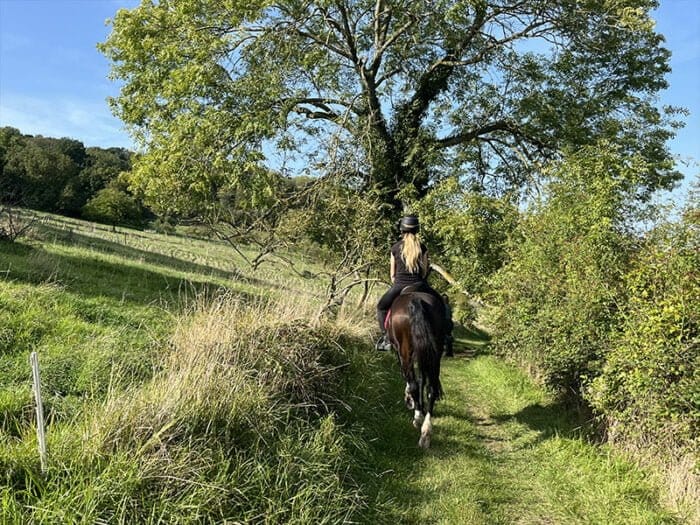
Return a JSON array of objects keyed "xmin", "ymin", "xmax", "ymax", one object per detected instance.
[
  {"xmin": 34, "ymin": 225, "xmax": 323, "ymax": 299},
  {"xmin": 35, "ymin": 224, "xmax": 261, "ymax": 284},
  {"xmin": 448, "ymin": 322, "xmax": 492, "ymax": 359},
  {"xmin": 491, "ymin": 400, "xmax": 596, "ymax": 446},
  {"xmin": 0, "ymin": 241, "xmax": 258, "ymax": 311},
  {"xmin": 0, "ymin": 239, "xmax": 33, "ymax": 256},
  {"xmin": 355, "ymin": 351, "xmax": 488, "ymax": 524}
]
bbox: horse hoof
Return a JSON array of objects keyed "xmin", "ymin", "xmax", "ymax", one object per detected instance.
[{"xmin": 418, "ymin": 433, "xmax": 431, "ymax": 449}]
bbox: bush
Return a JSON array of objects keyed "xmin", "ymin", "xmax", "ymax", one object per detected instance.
[
  {"xmin": 82, "ymin": 186, "xmax": 144, "ymax": 228},
  {"xmin": 0, "ymin": 206, "xmax": 35, "ymax": 242},
  {"xmin": 587, "ymin": 213, "xmax": 699, "ymax": 453},
  {"xmin": 415, "ymin": 177, "xmax": 519, "ymax": 297},
  {"xmin": 488, "ymin": 145, "xmax": 643, "ymax": 396}
]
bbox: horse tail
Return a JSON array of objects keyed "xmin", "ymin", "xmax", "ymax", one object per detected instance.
[{"xmin": 408, "ymin": 297, "xmax": 443, "ymax": 401}]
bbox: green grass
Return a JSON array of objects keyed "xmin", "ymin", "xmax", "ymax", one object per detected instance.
[
  {"xmin": 359, "ymin": 349, "xmax": 680, "ymax": 524},
  {"xmin": 0, "ymin": 215, "xmax": 327, "ymax": 429},
  {"xmin": 0, "ymin": 213, "xmax": 376, "ymax": 523},
  {"xmin": 0, "ymin": 212, "xmax": 683, "ymax": 523}
]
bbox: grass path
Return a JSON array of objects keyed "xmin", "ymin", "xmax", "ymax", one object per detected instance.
[
  {"xmin": 0, "ymin": 214, "xmax": 683, "ymax": 523},
  {"xmin": 364, "ymin": 330, "xmax": 679, "ymax": 524}
]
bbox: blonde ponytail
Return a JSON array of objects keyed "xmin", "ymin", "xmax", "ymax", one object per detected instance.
[{"xmin": 401, "ymin": 232, "xmax": 423, "ymax": 274}]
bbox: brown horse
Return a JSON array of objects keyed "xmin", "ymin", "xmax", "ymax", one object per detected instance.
[{"xmin": 387, "ymin": 288, "xmax": 446, "ymax": 448}]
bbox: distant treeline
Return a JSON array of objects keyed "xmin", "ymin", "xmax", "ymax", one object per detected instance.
[{"xmin": 0, "ymin": 126, "xmax": 150, "ymax": 227}]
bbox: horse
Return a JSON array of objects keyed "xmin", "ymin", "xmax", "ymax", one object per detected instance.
[{"xmin": 386, "ymin": 287, "xmax": 447, "ymax": 448}]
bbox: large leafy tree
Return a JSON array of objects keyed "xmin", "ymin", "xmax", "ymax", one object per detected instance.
[
  {"xmin": 101, "ymin": 0, "xmax": 681, "ymax": 218},
  {"xmin": 1, "ymin": 137, "xmax": 80, "ymax": 212}
]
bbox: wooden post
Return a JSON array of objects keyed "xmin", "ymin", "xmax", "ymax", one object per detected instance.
[{"xmin": 30, "ymin": 352, "xmax": 47, "ymax": 473}]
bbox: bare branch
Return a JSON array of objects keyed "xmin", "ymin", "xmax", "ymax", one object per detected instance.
[
  {"xmin": 437, "ymin": 120, "xmax": 512, "ymax": 148},
  {"xmin": 284, "ymin": 97, "xmax": 362, "ymax": 116},
  {"xmin": 292, "ymin": 106, "xmax": 340, "ymax": 121},
  {"xmin": 0, "ymin": 206, "xmax": 37, "ymax": 242},
  {"xmin": 294, "ymin": 27, "xmax": 353, "ymax": 60},
  {"xmin": 335, "ymin": 1, "xmax": 361, "ymax": 66},
  {"xmin": 369, "ymin": 12, "xmax": 415, "ymax": 75}
]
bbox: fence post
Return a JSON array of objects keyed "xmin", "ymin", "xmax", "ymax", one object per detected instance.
[{"xmin": 30, "ymin": 352, "xmax": 48, "ymax": 473}]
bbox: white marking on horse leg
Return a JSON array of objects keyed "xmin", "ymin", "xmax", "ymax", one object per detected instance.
[
  {"xmin": 413, "ymin": 409, "xmax": 424, "ymax": 429},
  {"xmin": 405, "ymin": 383, "xmax": 414, "ymax": 410},
  {"xmin": 418, "ymin": 413, "xmax": 432, "ymax": 449}
]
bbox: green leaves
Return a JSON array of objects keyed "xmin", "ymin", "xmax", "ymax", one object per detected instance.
[
  {"xmin": 488, "ymin": 143, "xmax": 642, "ymax": 394},
  {"xmin": 82, "ymin": 185, "xmax": 144, "ymax": 228},
  {"xmin": 415, "ymin": 176, "xmax": 519, "ymax": 296},
  {"xmin": 101, "ymin": 0, "xmax": 682, "ymax": 215},
  {"xmin": 588, "ymin": 214, "xmax": 699, "ymax": 452},
  {"xmin": 487, "ymin": 142, "xmax": 698, "ymax": 457}
]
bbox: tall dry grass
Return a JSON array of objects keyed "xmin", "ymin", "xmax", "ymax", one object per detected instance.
[{"xmin": 3, "ymin": 292, "xmax": 382, "ymax": 524}]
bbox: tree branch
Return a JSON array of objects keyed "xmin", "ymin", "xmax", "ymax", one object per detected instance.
[
  {"xmin": 293, "ymin": 27, "xmax": 353, "ymax": 60},
  {"xmin": 369, "ymin": 11, "xmax": 415, "ymax": 75},
  {"xmin": 334, "ymin": 1, "xmax": 361, "ymax": 66},
  {"xmin": 397, "ymin": 3, "xmax": 488, "ymax": 136},
  {"xmin": 437, "ymin": 119, "xmax": 550, "ymax": 153},
  {"xmin": 436, "ymin": 120, "xmax": 511, "ymax": 148},
  {"xmin": 284, "ymin": 97, "xmax": 362, "ymax": 116}
]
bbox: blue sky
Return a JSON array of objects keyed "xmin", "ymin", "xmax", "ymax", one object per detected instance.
[{"xmin": 0, "ymin": 0, "xmax": 698, "ymax": 196}]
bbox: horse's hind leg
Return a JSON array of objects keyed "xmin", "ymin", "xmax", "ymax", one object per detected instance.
[
  {"xmin": 411, "ymin": 373, "xmax": 425, "ymax": 429},
  {"xmin": 418, "ymin": 366, "xmax": 443, "ymax": 448},
  {"xmin": 401, "ymin": 361, "xmax": 423, "ymax": 428},
  {"xmin": 404, "ymin": 379, "xmax": 417, "ymax": 410},
  {"xmin": 418, "ymin": 384, "xmax": 436, "ymax": 448},
  {"xmin": 405, "ymin": 376, "xmax": 423, "ymax": 428},
  {"xmin": 398, "ymin": 341, "xmax": 418, "ymax": 408}
]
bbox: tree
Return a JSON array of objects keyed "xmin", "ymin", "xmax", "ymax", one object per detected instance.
[
  {"xmin": 82, "ymin": 147, "xmax": 132, "ymax": 195},
  {"xmin": 0, "ymin": 127, "xmax": 26, "ymax": 205},
  {"xmin": 82, "ymin": 183, "xmax": 145, "ymax": 228},
  {"xmin": 415, "ymin": 176, "xmax": 519, "ymax": 296},
  {"xmin": 1, "ymin": 138, "xmax": 79, "ymax": 212},
  {"xmin": 61, "ymin": 147, "xmax": 134, "ymax": 216},
  {"xmin": 102, "ymin": 0, "xmax": 682, "ymax": 220}
]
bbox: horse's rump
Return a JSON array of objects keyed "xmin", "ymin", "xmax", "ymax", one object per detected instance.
[
  {"xmin": 390, "ymin": 292, "xmax": 445, "ymax": 401},
  {"xmin": 408, "ymin": 296, "xmax": 443, "ymax": 400},
  {"xmin": 388, "ymin": 290, "xmax": 445, "ymax": 447}
]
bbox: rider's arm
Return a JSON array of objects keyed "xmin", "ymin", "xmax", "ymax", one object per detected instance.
[
  {"xmin": 390, "ymin": 254, "xmax": 396, "ymax": 283},
  {"xmin": 421, "ymin": 251, "xmax": 429, "ymax": 278}
]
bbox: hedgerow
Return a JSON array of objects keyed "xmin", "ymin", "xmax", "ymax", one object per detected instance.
[
  {"xmin": 487, "ymin": 145, "xmax": 637, "ymax": 396},
  {"xmin": 588, "ymin": 208, "xmax": 699, "ymax": 453}
]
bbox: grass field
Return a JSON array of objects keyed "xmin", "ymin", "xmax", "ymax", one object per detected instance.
[{"xmin": 0, "ymin": 213, "xmax": 688, "ymax": 523}]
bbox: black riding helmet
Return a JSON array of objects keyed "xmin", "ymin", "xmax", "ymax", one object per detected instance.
[{"xmin": 399, "ymin": 215, "xmax": 420, "ymax": 233}]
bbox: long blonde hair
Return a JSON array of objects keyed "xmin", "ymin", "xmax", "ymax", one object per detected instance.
[{"xmin": 401, "ymin": 232, "xmax": 423, "ymax": 274}]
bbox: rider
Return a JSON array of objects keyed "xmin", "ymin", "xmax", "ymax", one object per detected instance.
[{"xmin": 375, "ymin": 215, "xmax": 454, "ymax": 351}]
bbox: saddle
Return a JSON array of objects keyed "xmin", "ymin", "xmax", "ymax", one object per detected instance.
[
  {"xmin": 385, "ymin": 284, "xmax": 438, "ymax": 329},
  {"xmin": 399, "ymin": 283, "xmax": 438, "ymax": 305},
  {"xmin": 399, "ymin": 283, "xmax": 425, "ymax": 295}
]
